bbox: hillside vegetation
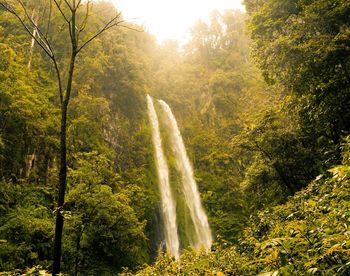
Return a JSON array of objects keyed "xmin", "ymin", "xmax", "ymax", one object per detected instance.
[
  {"xmin": 0, "ymin": 0, "xmax": 349, "ymax": 274},
  {"xmin": 130, "ymin": 138, "xmax": 350, "ymax": 274}
]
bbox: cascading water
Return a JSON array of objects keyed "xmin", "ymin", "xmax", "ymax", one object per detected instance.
[
  {"xmin": 158, "ymin": 100, "xmax": 212, "ymax": 250},
  {"xmin": 146, "ymin": 95, "xmax": 180, "ymax": 259}
]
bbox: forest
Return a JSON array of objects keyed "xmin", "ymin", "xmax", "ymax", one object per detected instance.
[{"xmin": 0, "ymin": 0, "xmax": 349, "ymax": 275}]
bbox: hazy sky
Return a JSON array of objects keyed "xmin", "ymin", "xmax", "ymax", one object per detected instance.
[{"xmin": 111, "ymin": 0, "xmax": 245, "ymax": 43}]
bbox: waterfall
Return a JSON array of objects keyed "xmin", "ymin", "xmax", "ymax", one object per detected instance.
[
  {"xmin": 146, "ymin": 95, "xmax": 180, "ymax": 259},
  {"xmin": 158, "ymin": 100, "xmax": 212, "ymax": 250}
]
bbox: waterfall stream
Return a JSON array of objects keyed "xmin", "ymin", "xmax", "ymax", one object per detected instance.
[
  {"xmin": 159, "ymin": 100, "xmax": 212, "ymax": 250},
  {"xmin": 147, "ymin": 95, "xmax": 212, "ymax": 258},
  {"xmin": 146, "ymin": 95, "xmax": 180, "ymax": 259}
]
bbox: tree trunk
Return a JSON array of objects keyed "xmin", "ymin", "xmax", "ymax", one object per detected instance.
[
  {"xmin": 52, "ymin": 103, "xmax": 68, "ymax": 275},
  {"xmin": 53, "ymin": 51, "xmax": 76, "ymax": 275}
]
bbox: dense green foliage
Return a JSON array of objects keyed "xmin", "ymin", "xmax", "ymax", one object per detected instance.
[
  {"xmin": 0, "ymin": 0, "xmax": 349, "ymax": 274},
  {"xmin": 0, "ymin": 1, "xmax": 158, "ymax": 273},
  {"xmin": 131, "ymin": 138, "xmax": 350, "ymax": 275}
]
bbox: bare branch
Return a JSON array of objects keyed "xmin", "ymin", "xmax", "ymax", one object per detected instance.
[
  {"xmin": 0, "ymin": 0, "xmax": 64, "ymax": 100},
  {"xmin": 53, "ymin": 0, "xmax": 70, "ymax": 23},
  {"xmin": 62, "ymin": 0, "xmax": 73, "ymax": 11},
  {"xmin": 17, "ymin": 0, "xmax": 53, "ymax": 52},
  {"xmin": 1, "ymin": 2, "xmax": 53, "ymax": 58},
  {"xmin": 0, "ymin": 0, "xmax": 10, "ymax": 10},
  {"xmin": 18, "ymin": 0, "xmax": 41, "ymax": 28},
  {"xmin": 52, "ymin": 58, "xmax": 64, "ymax": 103},
  {"xmin": 77, "ymin": 1, "xmax": 91, "ymax": 38},
  {"xmin": 68, "ymin": 19, "xmax": 73, "ymax": 45},
  {"xmin": 119, "ymin": 24, "xmax": 144, "ymax": 33},
  {"xmin": 76, "ymin": 0, "xmax": 83, "ymax": 9},
  {"xmin": 77, "ymin": 12, "xmax": 123, "ymax": 53},
  {"xmin": 45, "ymin": 0, "xmax": 53, "ymax": 38}
]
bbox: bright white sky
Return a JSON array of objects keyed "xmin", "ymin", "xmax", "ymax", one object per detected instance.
[{"xmin": 111, "ymin": 0, "xmax": 245, "ymax": 43}]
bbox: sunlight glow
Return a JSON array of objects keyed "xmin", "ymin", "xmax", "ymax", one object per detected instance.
[{"xmin": 111, "ymin": 0, "xmax": 245, "ymax": 43}]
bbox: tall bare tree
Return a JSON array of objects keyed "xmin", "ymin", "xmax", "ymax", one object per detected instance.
[{"xmin": 0, "ymin": 0, "xmax": 130, "ymax": 274}]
